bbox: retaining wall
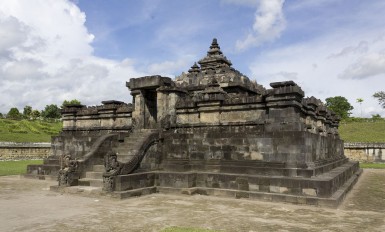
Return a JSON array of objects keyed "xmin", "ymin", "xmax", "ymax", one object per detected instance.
[
  {"xmin": 0, "ymin": 142, "xmax": 51, "ymax": 160},
  {"xmin": 344, "ymin": 142, "xmax": 385, "ymax": 163}
]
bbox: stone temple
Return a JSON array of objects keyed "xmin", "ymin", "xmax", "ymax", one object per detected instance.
[{"xmin": 28, "ymin": 39, "xmax": 361, "ymax": 207}]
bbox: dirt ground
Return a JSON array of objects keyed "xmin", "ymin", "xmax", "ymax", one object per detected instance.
[{"xmin": 0, "ymin": 169, "xmax": 384, "ymax": 232}]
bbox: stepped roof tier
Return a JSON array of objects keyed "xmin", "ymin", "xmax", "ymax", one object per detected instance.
[{"xmin": 175, "ymin": 38, "xmax": 265, "ymax": 95}]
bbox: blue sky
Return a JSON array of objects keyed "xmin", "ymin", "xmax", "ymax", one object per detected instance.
[{"xmin": 0, "ymin": 0, "xmax": 384, "ymax": 117}]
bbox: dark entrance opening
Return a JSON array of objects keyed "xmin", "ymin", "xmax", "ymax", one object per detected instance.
[{"xmin": 143, "ymin": 90, "xmax": 157, "ymax": 129}]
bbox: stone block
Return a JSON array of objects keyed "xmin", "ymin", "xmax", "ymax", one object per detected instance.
[
  {"xmin": 302, "ymin": 188, "xmax": 317, "ymax": 196},
  {"xmin": 269, "ymin": 185, "xmax": 279, "ymax": 193},
  {"xmin": 250, "ymin": 151, "xmax": 263, "ymax": 160}
]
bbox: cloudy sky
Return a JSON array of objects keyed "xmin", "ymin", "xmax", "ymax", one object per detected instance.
[{"xmin": 0, "ymin": 0, "xmax": 384, "ymax": 117}]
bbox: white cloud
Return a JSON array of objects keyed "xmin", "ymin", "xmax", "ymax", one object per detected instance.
[
  {"xmin": 328, "ymin": 41, "xmax": 369, "ymax": 59},
  {"xmin": 147, "ymin": 56, "xmax": 195, "ymax": 77},
  {"xmin": 338, "ymin": 52, "xmax": 385, "ymax": 80},
  {"xmin": 221, "ymin": 0, "xmax": 259, "ymax": 7},
  {"xmin": 0, "ymin": 15, "xmax": 28, "ymax": 57},
  {"xmin": 234, "ymin": 0, "xmax": 286, "ymax": 51},
  {"xmin": 0, "ymin": 0, "xmax": 143, "ymax": 113},
  {"xmin": 249, "ymin": 31, "xmax": 385, "ymax": 117},
  {"xmin": 286, "ymin": 0, "xmax": 335, "ymax": 11}
]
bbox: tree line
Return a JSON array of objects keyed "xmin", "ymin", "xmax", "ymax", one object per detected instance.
[
  {"xmin": 326, "ymin": 91, "xmax": 384, "ymax": 120},
  {"xmin": 0, "ymin": 99, "xmax": 81, "ymax": 120}
]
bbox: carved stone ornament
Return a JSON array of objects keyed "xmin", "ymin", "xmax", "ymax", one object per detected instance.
[
  {"xmin": 102, "ymin": 151, "xmax": 121, "ymax": 192},
  {"xmin": 104, "ymin": 151, "xmax": 121, "ymax": 174},
  {"xmin": 58, "ymin": 154, "xmax": 78, "ymax": 186},
  {"xmin": 102, "ymin": 175, "xmax": 114, "ymax": 192}
]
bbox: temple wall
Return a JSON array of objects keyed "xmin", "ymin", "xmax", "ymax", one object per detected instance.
[
  {"xmin": 176, "ymin": 102, "xmax": 267, "ymax": 126},
  {"xmin": 61, "ymin": 102, "xmax": 132, "ymax": 132},
  {"xmin": 74, "ymin": 116, "xmax": 100, "ymax": 129},
  {"xmin": 162, "ymin": 125, "xmax": 344, "ymax": 168},
  {"xmin": 50, "ymin": 133, "xmax": 100, "ymax": 159}
]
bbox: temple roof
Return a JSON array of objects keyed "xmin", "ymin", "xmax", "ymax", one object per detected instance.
[
  {"xmin": 175, "ymin": 38, "xmax": 265, "ymax": 95},
  {"xmin": 198, "ymin": 38, "xmax": 232, "ymax": 70}
]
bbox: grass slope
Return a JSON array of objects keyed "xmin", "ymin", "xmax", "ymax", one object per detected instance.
[
  {"xmin": 339, "ymin": 121, "xmax": 385, "ymax": 143},
  {"xmin": 0, "ymin": 119, "xmax": 62, "ymax": 142}
]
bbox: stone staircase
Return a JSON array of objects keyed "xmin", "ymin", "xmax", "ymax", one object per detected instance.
[
  {"xmin": 78, "ymin": 164, "xmax": 104, "ymax": 187},
  {"xmin": 76, "ymin": 130, "xmax": 158, "ymax": 188},
  {"xmin": 115, "ymin": 130, "xmax": 153, "ymax": 163}
]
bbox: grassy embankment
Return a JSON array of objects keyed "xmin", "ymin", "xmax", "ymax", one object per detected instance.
[
  {"xmin": 0, "ymin": 119, "xmax": 62, "ymax": 142},
  {"xmin": 339, "ymin": 120, "xmax": 385, "ymax": 143},
  {"xmin": 0, "ymin": 118, "xmax": 383, "ymax": 143},
  {"xmin": 337, "ymin": 119, "xmax": 385, "ymax": 169},
  {"xmin": 0, "ymin": 119, "xmax": 61, "ymax": 175}
]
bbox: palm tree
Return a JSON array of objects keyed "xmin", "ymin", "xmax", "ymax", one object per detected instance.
[{"xmin": 356, "ymin": 98, "xmax": 364, "ymax": 118}]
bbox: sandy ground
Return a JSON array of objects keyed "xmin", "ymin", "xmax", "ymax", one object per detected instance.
[{"xmin": 0, "ymin": 169, "xmax": 385, "ymax": 232}]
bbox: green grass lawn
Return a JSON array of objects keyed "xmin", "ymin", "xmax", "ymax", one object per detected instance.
[
  {"xmin": 339, "ymin": 121, "xmax": 385, "ymax": 143},
  {"xmin": 359, "ymin": 163, "xmax": 385, "ymax": 169},
  {"xmin": 0, "ymin": 119, "xmax": 62, "ymax": 142},
  {"xmin": 0, "ymin": 160, "xmax": 43, "ymax": 176}
]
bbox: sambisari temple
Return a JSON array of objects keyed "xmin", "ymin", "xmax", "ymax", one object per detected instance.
[{"xmin": 27, "ymin": 39, "xmax": 361, "ymax": 207}]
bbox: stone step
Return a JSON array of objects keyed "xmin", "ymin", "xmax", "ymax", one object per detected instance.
[
  {"xmin": 93, "ymin": 165, "xmax": 105, "ymax": 172},
  {"xmin": 78, "ymin": 178, "xmax": 103, "ymax": 187},
  {"xmin": 86, "ymin": 171, "xmax": 104, "ymax": 179},
  {"xmin": 117, "ymin": 154, "xmax": 136, "ymax": 163},
  {"xmin": 139, "ymin": 129, "xmax": 158, "ymax": 133},
  {"xmin": 115, "ymin": 143, "xmax": 139, "ymax": 150},
  {"xmin": 116, "ymin": 150, "xmax": 138, "ymax": 156},
  {"xmin": 126, "ymin": 141, "xmax": 141, "ymax": 146},
  {"xmin": 120, "ymin": 139, "xmax": 140, "ymax": 144},
  {"xmin": 112, "ymin": 186, "xmax": 157, "ymax": 199}
]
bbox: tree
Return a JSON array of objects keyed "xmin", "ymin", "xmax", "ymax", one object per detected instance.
[
  {"xmin": 356, "ymin": 98, "xmax": 363, "ymax": 118},
  {"xmin": 0, "ymin": 112, "xmax": 3, "ymax": 118},
  {"xmin": 61, "ymin": 99, "xmax": 81, "ymax": 108},
  {"xmin": 41, "ymin": 104, "xmax": 61, "ymax": 119},
  {"xmin": 31, "ymin": 110, "xmax": 41, "ymax": 120},
  {"xmin": 325, "ymin": 96, "xmax": 354, "ymax": 120},
  {"xmin": 23, "ymin": 105, "xmax": 33, "ymax": 119},
  {"xmin": 372, "ymin": 114, "xmax": 382, "ymax": 120},
  {"xmin": 7, "ymin": 107, "xmax": 22, "ymax": 120},
  {"xmin": 373, "ymin": 91, "xmax": 385, "ymax": 108}
]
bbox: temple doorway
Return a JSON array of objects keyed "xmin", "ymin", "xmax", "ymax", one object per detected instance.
[{"xmin": 143, "ymin": 90, "xmax": 157, "ymax": 129}]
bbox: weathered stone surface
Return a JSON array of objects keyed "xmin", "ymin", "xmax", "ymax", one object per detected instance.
[
  {"xmin": 29, "ymin": 38, "xmax": 361, "ymax": 207},
  {"xmin": 0, "ymin": 142, "xmax": 51, "ymax": 160},
  {"xmin": 344, "ymin": 142, "xmax": 385, "ymax": 162}
]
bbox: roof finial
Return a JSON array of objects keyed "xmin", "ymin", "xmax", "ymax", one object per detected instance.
[
  {"xmin": 211, "ymin": 38, "xmax": 218, "ymax": 47},
  {"xmin": 208, "ymin": 38, "xmax": 222, "ymax": 55},
  {"xmin": 198, "ymin": 38, "xmax": 232, "ymax": 70},
  {"xmin": 188, "ymin": 62, "xmax": 200, "ymax": 73}
]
